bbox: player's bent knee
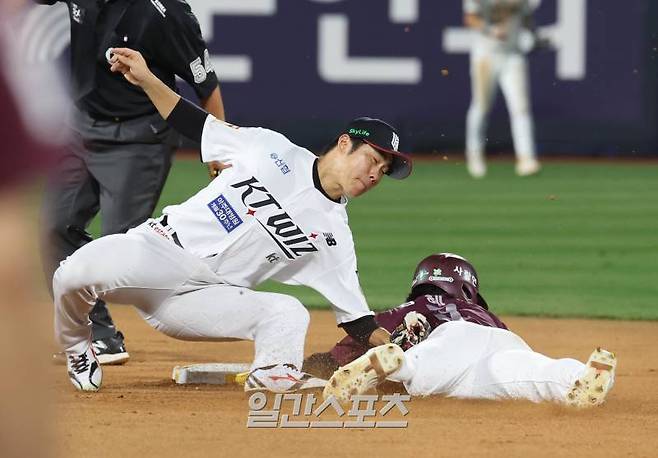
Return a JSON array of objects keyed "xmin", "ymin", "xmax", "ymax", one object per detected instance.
[
  {"xmin": 284, "ymin": 296, "xmax": 310, "ymax": 326},
  {"xmin": 268, "ymin": 294, "xmax": 310, "ymax": 327},
  {"xmin": 142, "ymin": 315, "xmax": 175, "ymax": 338},
  {"xmin": 52, "ymin": 256, "xmax": 96, "ymax": 296}
]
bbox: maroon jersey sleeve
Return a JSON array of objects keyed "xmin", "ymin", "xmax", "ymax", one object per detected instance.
[{"xmin": 329, "ymin": 295, "xmax": 507, "ymax": 366}]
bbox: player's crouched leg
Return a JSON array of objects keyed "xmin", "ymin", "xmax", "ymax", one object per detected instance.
[
  {"xmin": 251, "ymin": 294, "xmax": 310, "ymax": 369},
  {"xmin": 52, "ymin": 234, "xmax": 137, "ymax": 384},
  {"xmin": 52, "ymin": 235, "xmax": 132, "ymax": 336},
  {"xmin": 52, "ymin": 247, "xmax": 108, "ymax": 392},
  {"xmin": 245, "ymin": 294, "xmax": 327, "ymax": 393},
  {"xmin": 140, "ymin": 289, "xmax": 311, "ymax": 364},
  {"xmin": 53, "ymin": 248, "xmax": 107, "ymax": 352}
]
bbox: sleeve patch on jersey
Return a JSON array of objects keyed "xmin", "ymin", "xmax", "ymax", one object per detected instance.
[
  {"xmin": 189, "ymin": 57, "xmax": 207, "ymax": 84},
  {"xmin": 203, "ymin": 49, "xmax": 215, "ymax": 74},
  {"xmin": 207, "ymin": 195, "xmax": 243, "ymax": 233},
  {"xmin": 189, "ymin": 51, "xmax": 215, "ymax": 84}
]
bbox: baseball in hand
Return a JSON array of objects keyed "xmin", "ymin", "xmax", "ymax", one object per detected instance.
[{"xmin": 109, "ymin": 47, "xmax": 152, "ymax": 87}]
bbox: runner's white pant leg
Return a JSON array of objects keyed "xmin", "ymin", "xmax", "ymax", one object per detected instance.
[
  {"xmin": 465, "ymin": 348, "xmax": 585, "ymax": 403},
  {"xmin": 388, "ymin": 321, "xmax": 585, "ymax": 403},
  {"xmin": 388, "ymin": 321, "xmax": 491, "ymax": 395},
  {"xmin": 52, "ymin": 229, "xmax": 201, "ymax": 354},
  {"xmin": 466, "ymin": 49, "xmax": 500, "ymax": 161},
  {"xmin": 499, "ymin": 53, "xmax": 536, "ymax": 162},
  {"xmin": 138, "ymin": 285, "xmax": 310, "ymax": 370}
]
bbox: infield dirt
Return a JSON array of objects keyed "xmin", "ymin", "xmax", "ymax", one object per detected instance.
[{"xmin": 52, "ymin": 307, "xmax": 657, "ymax": 458}]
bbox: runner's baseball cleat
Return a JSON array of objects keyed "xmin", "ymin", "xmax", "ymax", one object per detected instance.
[
  {"xmin": 244, "ymin": 363, "xmax": 326, "ymax": 393},
  {"xmin": 66, "ymin": 344, "xmax": 102, "ymax": 392},
  {"xmin": 566, "ymin": 347, "xmax": 617, "ymax": 407},
  {"xmin": 323, "ymin": 343, "xmax": 404, "ymax": 403}
]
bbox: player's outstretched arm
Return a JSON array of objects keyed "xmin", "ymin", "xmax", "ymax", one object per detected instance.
[
  {"xmin": 200, "ymin": 87, "xmax": 229, "ymax": 178},
  {"xmin": 109, "ymin": 47, "xmax": 180, "ymax": 120},
  {"xmin": 109, "ymin": 47, "xmax": 209, "ymax": 143}
]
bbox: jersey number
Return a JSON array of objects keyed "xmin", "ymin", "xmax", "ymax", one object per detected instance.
[{"xmin": 189, "ymin": 49, "xmax": 215, "ymax": 84}]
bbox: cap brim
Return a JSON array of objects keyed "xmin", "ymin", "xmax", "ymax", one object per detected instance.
[
  {"xmin": 477, "ymin": 293, "xmax": 489, "ymax": 310},
  {"xmin": 364, "ymin": 140, "xmax": 413, "ymax": 180}
]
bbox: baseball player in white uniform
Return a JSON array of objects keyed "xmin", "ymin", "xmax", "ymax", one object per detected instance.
[
  {"xmin": 464, "ymin": 0, "xmax": 542, "ymax": 178},
  {"xmin": 323, "ymin": 253, "xmax": 617, "ymax": 408},
  {"xmin": 55, "ymin": 47, "xmax": 412, "ymax": 393}
]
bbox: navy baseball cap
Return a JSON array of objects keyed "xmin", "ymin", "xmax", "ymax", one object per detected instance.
[{"xmin": 343, "ymin": 117, "xmax": 413, "ymax": 180}]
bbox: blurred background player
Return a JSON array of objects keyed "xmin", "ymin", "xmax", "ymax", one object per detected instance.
[
  {"xmin": 463, "ymin": 0, "xmax": 542, "ymax": 178},
  {"xmin": 312, "ymin": 253, "xmax": 617, "ymax": 408},
  {"xmin": 36, "ymin": 0, "xmax": 226, "ymax": 364},
  {"xmin": 1, "ymin": 0, "xmax": 68, "ymax": 454}
]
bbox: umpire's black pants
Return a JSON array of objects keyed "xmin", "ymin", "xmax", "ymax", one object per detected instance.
[{"xmin": 41, "ymin": 108, "xmax": 177, "ymax": 339}]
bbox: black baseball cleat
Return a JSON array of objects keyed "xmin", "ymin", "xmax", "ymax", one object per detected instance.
[
  {"xmin": 67, "ymin": 344, "xmax": 102, "ymax": 392},
  {"xmin": 92, "ymin": 331, "xmax": 130, "ymax": 365}
]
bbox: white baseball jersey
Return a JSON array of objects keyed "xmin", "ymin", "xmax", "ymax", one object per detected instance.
[
  {"xmin": 162, "ymin": 116, "xmax": 370, "ymax": 324},
  {"xmin": 464, "ymin": 0, "xmax": 540, "ymax": 176},
  {"xmin": 464, "ymin": 0, "xmax": 540, "ymax": 53}
]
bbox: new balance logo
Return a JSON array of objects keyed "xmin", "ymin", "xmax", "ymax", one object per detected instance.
[
  {"xmin": 268, "ymin": 373, "xmax": 301, "ymax": 383},
  {"xmin": 92, "ymin": 340, "xmax": 108, "ymax": 351},
  {"xmin": 323, "ymin": 232, "xmax": 337, "ymax": 247}
]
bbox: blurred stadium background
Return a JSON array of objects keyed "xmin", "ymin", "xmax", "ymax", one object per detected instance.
[
  {"xmin": 22, "ymin": 0, "xmax": 658, "ymax": 319},
  {"xmin": 22, "ymin": 0, "xmax": 658, "ymax": 153}
]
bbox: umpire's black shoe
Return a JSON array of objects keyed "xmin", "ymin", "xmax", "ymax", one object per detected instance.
[{"xmin": 92, "ymin": 331, "xmax": 130, "ymax": 365}]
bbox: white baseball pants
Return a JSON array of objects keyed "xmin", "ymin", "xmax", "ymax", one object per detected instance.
[
  {"xmin": 466, "ymin": 47, "xmax": 537, "ymax": 165},
  {"xmin": 388, "ymin": 321, "xmax": 585, "ymax": 404},
  {"xmin": 52, "ymin": 221, "xmax": 309, "ymax": 369}
]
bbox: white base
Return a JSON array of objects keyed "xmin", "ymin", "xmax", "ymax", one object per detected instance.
[{"xmin": 172, "ymin": 363, "xmax": 251, "ymax": 385}]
